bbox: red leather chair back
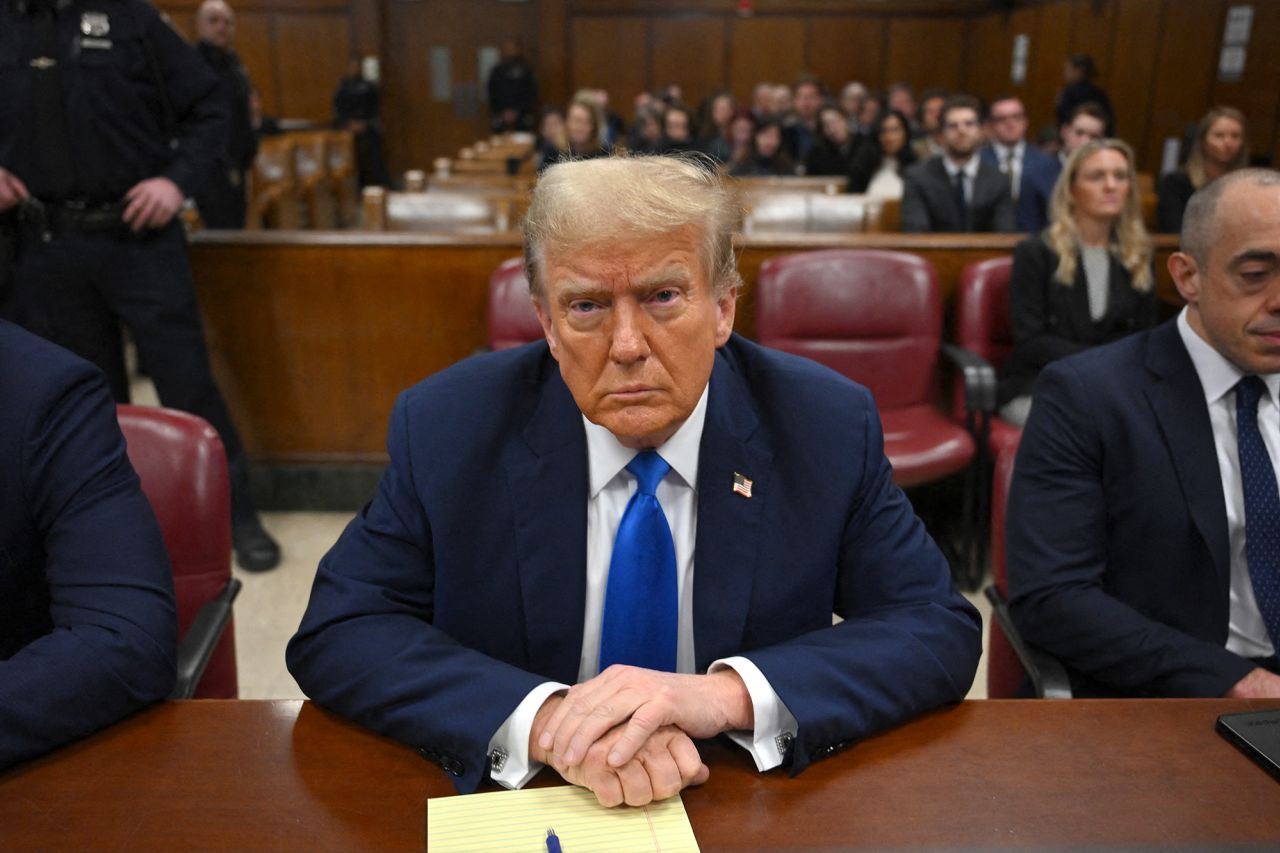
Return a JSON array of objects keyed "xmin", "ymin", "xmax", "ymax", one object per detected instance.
[
  {"xmin": 988, "ymin": 435, "xmax": 1023, "ymax": 699},
  {"xmin": 487, "ymin": 256, "xmax": 545, "ymax": 350},
  {"xmin": 756, "ymin": 249, "xmax": 941, "ymax": 411},
  {"xmin": 117, "ymin": 405, "xmax": 238, "ymax": 699},
  {"xmin": 955, "ymin": 256, "xmax": 1014, "ymax": 368}
]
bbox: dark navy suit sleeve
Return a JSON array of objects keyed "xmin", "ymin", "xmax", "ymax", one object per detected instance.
[
  {"xmin": 740, "ymin": 388, "xmax": 981, "ymax": 774},
  {"xmin": 0, "ymin": 363, "xmax": 176, "ymax": 770},
  {"xmin": 1007, "ymin": 360, "xmax": 1254, "ymax": 696},
  {"xmin": 287, "ymin": 393, "xmax": 548, "ymax": 794}
]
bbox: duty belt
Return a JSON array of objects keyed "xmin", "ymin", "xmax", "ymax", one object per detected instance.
[{"xmin": 20, "ymin": 198, "xmax": 128, "ymax": 236}]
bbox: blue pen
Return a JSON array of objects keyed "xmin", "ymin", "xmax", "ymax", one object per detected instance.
[{"xmin": 546, "ymin": 827, "xmax": 563, "ymax": 853}]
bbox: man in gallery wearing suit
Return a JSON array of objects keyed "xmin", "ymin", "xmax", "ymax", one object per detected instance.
[
  {"xmin": 1007, "ymin": 168, "xmax": 1280, "ymax": 698},
  {"xmin": 901, "ymin": 95, "xmax": 1016, "ymax": 233},
  {"xmin": 980, "ymin": 95, "xmax": 1060, "ymax": 232},
  {"xmin": 0, "ymin": 319, "xmax": 176, "ymax": 771},
  {"xmin": 288, "ymin": 155, "xmax": 981, "ymax": 806}
]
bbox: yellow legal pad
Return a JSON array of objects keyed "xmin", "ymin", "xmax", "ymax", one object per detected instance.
[{"xmin": 427, "ymin": 785, "xmax": 702, "ymax": 853}]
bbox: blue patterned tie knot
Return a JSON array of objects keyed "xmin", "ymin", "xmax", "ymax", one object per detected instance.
[
  {"xmin": 1235, "ymin": 375, "xmax": 1280, "ymax": 649},
  {"xmin": 598, "ymin": 451, "xmax": 677, "ymax": 672}
]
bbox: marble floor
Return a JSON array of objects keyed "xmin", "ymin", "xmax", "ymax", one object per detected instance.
[{"xmin": 233, "ymin": 512, "xmax": 993, "ymax": 701}]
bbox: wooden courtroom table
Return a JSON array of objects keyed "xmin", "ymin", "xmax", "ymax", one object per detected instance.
[
  {"xmin": 2, "ymin": 699, "xmax": 1277, "ymax": 852},
  {"xmin": 189, "ymin": 232, "xmax": 1181, "ymax": 473}
]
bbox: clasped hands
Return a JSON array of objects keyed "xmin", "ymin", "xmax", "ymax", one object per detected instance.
[
  {"xmin": 528, "ymin": 665, "xmax": 753, "ymax": 808},
  {"xmin": 0, "ymin": 168, "xmax": 181, "ymax": 232}
]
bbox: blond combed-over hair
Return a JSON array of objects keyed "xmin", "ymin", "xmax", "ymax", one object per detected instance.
[
  {"xmin": 522, "ymin": 154, "xmax": 744, "ymax": 302},
  {"xmin": 1045, "ymin": 138, "xmax": 1153, "ymax": 293}
]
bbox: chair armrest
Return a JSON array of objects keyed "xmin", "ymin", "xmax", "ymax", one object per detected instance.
[
  {"xmin": 940, "ymin": 343, "xmax": 997, "ymax": 415},
  {"xmin": 171, "ymin": 577, "xmax": 242, "ymax": 700},
  {"xmin": 983, "ymin": 585, "xmax": 1073, "ymax": 699}
]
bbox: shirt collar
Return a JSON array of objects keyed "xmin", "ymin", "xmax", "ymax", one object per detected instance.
[
  {"xmin": 1177, "ymin": 307, "xmax": 1280, "ymax": 407},
  {"xmin": 943, "ymin": 155, "xmax": 979, "ymax": 181},
  {"xmin": 584, "ymin": 382, "xmax": 709, "ymax": 498}
]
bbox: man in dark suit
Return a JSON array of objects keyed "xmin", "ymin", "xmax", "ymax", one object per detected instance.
[
  {"xmin": 901, "ymin": 95, "xmax": 1016, "ymax": 233},
  {"xmin": 0, "ymin": 319, "xmax": 176, "ymax": 770},
  {"xmin": 287, "ymin": 156, "xmax": 981, "ymax": 806},
  {"xmin": 1007, "ymin": 168, "xmax": 1280, "ymax": 698},
  {"xmin": 980, "ymin": 95, "xmax": 1061, "ymax": 232}
]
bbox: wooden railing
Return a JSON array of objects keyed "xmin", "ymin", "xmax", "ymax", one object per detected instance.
[{"xmin": 189, "ymin": 230, "xmax": 1180, "ymax": 464}]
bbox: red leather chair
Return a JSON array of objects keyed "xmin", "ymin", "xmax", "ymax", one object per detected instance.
[
  {"xmin": 983, "ymin": 436, "xmax": 1071, "ymax": 699},
  {"xmin": 954, "ymin": 256, "xmax": 1021, "ymax": 460},
  {"xmin": 756, "ymin": 249, "xmax": 977, "ymax": 488},
  {"xmin": 487, "ymin": 257, "xmax": 544, "ymax": 350},
  {"xmin": 118, "ymin": 405, "xmax": 240, "ymax": 699}
]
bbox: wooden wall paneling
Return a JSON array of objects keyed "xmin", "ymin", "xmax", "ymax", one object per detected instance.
[
  {"xmin": 1067, "ymin": 0, "xmax": 1115, "ymax": 79},
  {"xmin": 382, "ymin": 0, "xmax": 539, "ymax": 177},
  {"xmin": 962, "ymin": 11, "xmax": 1009, "ymax": 101},
  {"xmin": 651, "ymin": 16, "xmax": 727, "ymax": 109},
  {"xmin": 1210, "ymin": 0, "xmax": 1280, "ymax": 166},
  {"xmin": 572, "ymin": 1, "xmax": 986, "ymax": 12},
  {"xmin": 382, "ymin": 1, "xmax": 429, "ymax": 179},
  {"xmin": 349, "ymin": 0, "xmax": 382, "ymax": 57},
  {"xmin": 1144, "ymin": 0, "xmax": 1225, "ymax": 170},
  {"xmin": 728, "ymin": 16, "xmax": 807, "ymax": 103},
  {"xmin": 807, "ymin": 16, "xmax": 886, "ymax": 93},
  {"xmin": 1026, "ymin": 2, "xmax": 1072, "ymax": 134},
  {"xmin": 570, "ymin": 16, "xmax": 650, "ymax": 115},
  {"xmin": 235, "ymin": 12, "xmax": 282, "ymax": 119},
  {"xmin": 883, "ymin": 17, "xmax": 963, "ymax": 93},
  {"xmin": 274, "ymin": 13, "xmax": 352, "ymax": 120},
  {"xmin": 1105, "ymin": 0, "xmax": 1164, "ymax": 166},
  {"xmin": 537, "ymin": 0, "xmax": 571, "ymax": 109}
]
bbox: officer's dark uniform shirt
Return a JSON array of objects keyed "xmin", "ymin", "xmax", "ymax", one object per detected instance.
[
  {"xmin": 0, "ymin": 0, "xmax": 228, "ymax": 203},
  {"xmin": 196, "ymin": 39, "xmax": 256, "ymax": 173}
]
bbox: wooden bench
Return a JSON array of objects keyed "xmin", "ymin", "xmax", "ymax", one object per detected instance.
[{"xmin": 360, "ymin": 187, "xmax": 515, "ymax": 233}]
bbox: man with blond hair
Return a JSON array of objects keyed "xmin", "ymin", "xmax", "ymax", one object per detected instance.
[{"xmin": 289, "ymin": 156, "xmax": 979, "ymax": 806}]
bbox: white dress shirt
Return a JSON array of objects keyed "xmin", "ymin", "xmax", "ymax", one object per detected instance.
[
  {"xmin": 866, "ymin": 157, "xmax": 904, "ymax": 201},
  {"xmin": 1177, "ymin": 309, "xmax": 1280, "ymax": 657},
  {"xmin": 487, "ymin": 386, "xmax": 798, "ymax": 788}
]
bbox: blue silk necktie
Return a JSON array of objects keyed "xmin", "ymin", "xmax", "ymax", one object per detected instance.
[
  {"xmin": 1235, "ymin": 376, "xmax": 1280, "ymax": 646},
  {"xmin": 598, "ymin": 450, "xmax": 677, "ymax": 672}
]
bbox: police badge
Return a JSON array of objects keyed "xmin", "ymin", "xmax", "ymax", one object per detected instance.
[{"xmin": 80, "ymin": 12, "xmax": 110, "ymax": 37}]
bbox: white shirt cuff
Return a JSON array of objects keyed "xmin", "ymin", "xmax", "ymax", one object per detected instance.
[
  {"xmin": 709, "ymin": 656, "xmax": 797, "ymax": 772},
  {"xmin": 486, "ymin": 681, "xmax": 569, "ymax": 789}
]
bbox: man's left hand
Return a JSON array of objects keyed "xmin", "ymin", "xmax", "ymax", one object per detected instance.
[
  {"xmin": 122, "ymin": 178, "xmax": 184, "ymax": 232},
  {"xmin": 538, "ymin": 665, "xmax": 753, "ymax": 771}
]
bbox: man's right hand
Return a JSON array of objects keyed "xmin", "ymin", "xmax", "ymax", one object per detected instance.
[
  {"xmin": 1227, "ymin": 667, "xmax": 1280, "ymax": 698},
  {"xmin": 0, "ymin": 169, "xmax": 30, "ymax": 212},
  {"xmin": 530, "ymin": 695, "xmax": 709, "ymax": 807}
]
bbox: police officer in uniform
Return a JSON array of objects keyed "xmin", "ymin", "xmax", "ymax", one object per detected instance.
[
  {"xmin": 193, "ymin": 0, "xmax": 256, "ymax": 229},
  {"xmin": 0, "ymin": 0, "xmax": 281, "ymax": 570}
]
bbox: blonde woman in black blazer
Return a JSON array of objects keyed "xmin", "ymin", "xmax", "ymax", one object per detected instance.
[{"xmin": 998, "ymin": 139, "xmax": 1157, "ymax": 425}]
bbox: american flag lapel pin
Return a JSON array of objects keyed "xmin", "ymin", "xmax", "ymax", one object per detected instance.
[{"xmin": 732, "ymin": 472, "xmax": 753, "ymax": 498}]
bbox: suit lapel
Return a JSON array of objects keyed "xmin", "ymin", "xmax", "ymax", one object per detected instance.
[
  {"xmin": 1142, "ymin": 322, "xmax": 1231, "ymax": 585},
  {"xmin": 505, "ymin": 359, "xmax": 589, "ymax": 683},
  {"xmin": 692, "ymin": 348, "xmax": 774, "ymax": 671}
]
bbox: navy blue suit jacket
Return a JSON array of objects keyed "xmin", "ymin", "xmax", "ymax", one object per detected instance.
[
  {"xmin": 1007, "ymin": 320, "xmax": 1256, "ymax": 696},
  {"xmin": 0, "ymin": 320, "xmax": 176, "ymax": 770},
  {"xmin": 980, "ymin": 144, "xmax": 1061, "ymax": 232},
  {"xmin": 288, "ymin": 335, "xmax": 981, "ymax": 792}
]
